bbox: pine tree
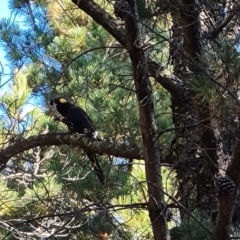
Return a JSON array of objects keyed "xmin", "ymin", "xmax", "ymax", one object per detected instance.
[{"xmin": 1, "ymin": 0, "xmax": 240, "ymax": 239}]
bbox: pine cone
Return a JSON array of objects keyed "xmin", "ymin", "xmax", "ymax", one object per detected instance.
[
  {"xmin": 113, "ymin": 0, "xmax": 131, "ymax": 20},
  {"xmin": 215, "ymin": 175, "xmax": 236, "ymax": 195}
]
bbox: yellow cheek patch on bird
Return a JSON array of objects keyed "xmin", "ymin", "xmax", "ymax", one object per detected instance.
[{"xmin": 59, "ymin": 98, "xmax": 67, "ymax": 103}]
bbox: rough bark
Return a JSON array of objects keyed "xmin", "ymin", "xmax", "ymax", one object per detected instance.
[
  {"xmin": 169, "ymin": 0, "xmax": 219, "ymax": 217},
  {"xmin": 170, "ymin": 3, "xmax": 203, "ymax": 213},
  {"xmin": 120, "ymin": 0, "xmax": 169, "ymax": 239},
  {"xmin": 212, "ymin": 123, "xmax": 240, "ymax": 239}
]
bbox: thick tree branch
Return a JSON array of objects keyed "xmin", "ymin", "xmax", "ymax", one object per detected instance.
[
  {"xmin": 0, "ymin": 133, "xmax": 143, "ymax": 170},
  {"xmin": 212, "ymin": 125, "xmax": 240, "ymax": 240},
  {"xmin": 209, "ymin": 8, "xmax": 239, "ymax": 39},
  {"xmin": 71, "ymin": 0, "xmax": 126, "ymax": 46},
  {"xmin": 180, "ymin": 0, "xmax": 201, "ymax": 60}
]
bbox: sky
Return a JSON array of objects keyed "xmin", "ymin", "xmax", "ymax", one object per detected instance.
[
  {"xmin": 0, "ymin": 1, "xmax": 42, "ymax": 114},
  {"xmin": 0, "ymin": 1, "xmax": 11, "ymax": 91},
  {"xmin": 0, "ymin": 1, "xmax": 28, "ymax": 92}
]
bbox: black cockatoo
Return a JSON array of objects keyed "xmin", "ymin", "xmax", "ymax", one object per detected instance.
[{"xmin": 49, "ymin": 97, "xmax": 105, "ymax": 184}]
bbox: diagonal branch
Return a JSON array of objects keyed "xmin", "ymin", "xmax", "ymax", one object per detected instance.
[
  {"xmin": 209, "ymin": 8, "xmax": 239, "ymax": 39},
  {"xmin": 71, "ymin": 0, "xmax": 127, "ymax": 46},
  {"xmin": 70, "ymin": 0, "xmax": 181, "ymax": 98}
]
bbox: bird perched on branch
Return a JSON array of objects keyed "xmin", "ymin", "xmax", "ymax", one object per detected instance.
[{"xmin": 49, "ymin": 97, "xmax": 105, "ymax": 185}]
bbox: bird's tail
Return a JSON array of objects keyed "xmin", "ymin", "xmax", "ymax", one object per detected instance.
[{"xmin": 86, "ymin": 151, "xmax": 105, "ymax": 185}]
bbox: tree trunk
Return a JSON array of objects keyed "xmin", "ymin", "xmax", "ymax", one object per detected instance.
[{"xmin": 121, "ymin": 0, "xmax": 169, "ymax": 239}]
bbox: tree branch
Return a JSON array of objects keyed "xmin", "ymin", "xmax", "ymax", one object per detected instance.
[
  {"xmin": 71, "ymin": 0, "xmax": 126, "ymax": 46},
  {"xmin": 209, "ymin": 8, "xmax": 239, "ymax": 39},
  {"xmin": 70, "ymin": 0, "xmax": 181, "ymax": 98},
  {"xmin": 212, "ymin": 124, "xmax": 240, "ymax": 240},
  {"xmin": 180, "ymin": 0, "xmax": 201, "ymax": 59},
  {"xmin": 0, "ymin": 133, "xmax": 143, "ymax": 170},
  {"xmin": 121, "ymin": 0, "xmax": 169, "ymax": 239}
]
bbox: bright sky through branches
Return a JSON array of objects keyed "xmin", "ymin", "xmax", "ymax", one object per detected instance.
[
  {"xmin": 0, "ymin": 2, "xmax": 43, "ymax": 115},
  {"xmin": 0, "ymin": 1, "xmax": 12, "ymax": 93}
]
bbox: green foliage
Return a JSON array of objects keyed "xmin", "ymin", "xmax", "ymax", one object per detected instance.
[
  {"xmin": 170, "ymin": 211, "xmax": 212, "ymax": 240},
  {"xmin": 0, "ymin": 180, "xmax": 18, "ymax": 217},
  {"xmin": 110, "ymin": 161, "xmax": 153, "ymax": 238}
]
